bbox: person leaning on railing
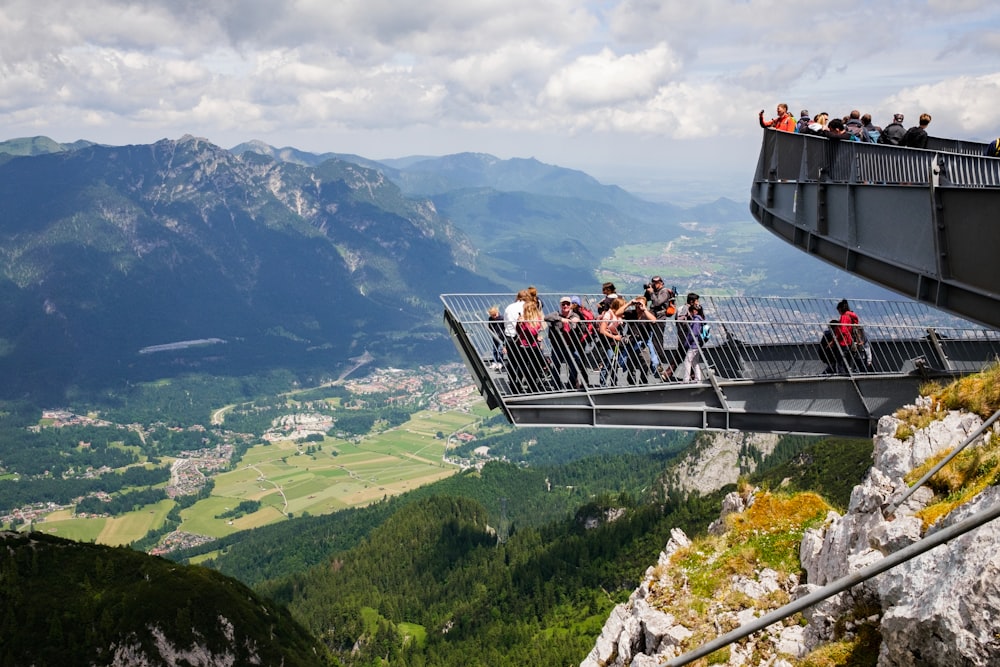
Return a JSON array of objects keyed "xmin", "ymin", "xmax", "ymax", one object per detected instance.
[
  {"xmin": 597, "ymin": 297, "xmax": 628, "ymax": 387},
  {"xmin": 515, "ymin": 298, "xmax": 547, "ymax": 393},
  {"xmin": 544, "ymin": 297, "xmax": 586, "ymax": 390},
  {"xmin": 759, "ymin": 103, "xmax": 796, "ymax": 132},
  {"xmin": 835, "ymin": 299, "xmax": 870, "ymax": 372}
]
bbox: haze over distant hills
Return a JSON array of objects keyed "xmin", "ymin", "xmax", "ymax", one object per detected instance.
[{"xmin": 0, "ymin": 135, "xmax": 890, "ymax": 403}]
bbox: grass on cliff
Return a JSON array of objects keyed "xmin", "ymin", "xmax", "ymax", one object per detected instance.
[
  {"xmin": 894, "ymin": 361, "xmax": 1000, "ymax": 529},
  {"xmin": 903, "ymin": 423, "xmax": 1000, "ymax": 530},
  {"xmin": 647, "ymin": 489, "xmax": 831, "ymax": 658}
]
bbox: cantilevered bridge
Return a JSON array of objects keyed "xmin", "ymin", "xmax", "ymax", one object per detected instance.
[
  {"xmin": 441, "ymin": 131, "xmax": 1000, "ymax": 437},
  {"xmin": 750, "ymin": 130, "xmax": 1000, "ymax": 329},
  {"xmin": 441, "ymin": 294, "xmax": 1000, "ymax": 437}
]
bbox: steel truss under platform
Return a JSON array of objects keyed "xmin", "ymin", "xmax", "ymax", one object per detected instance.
[{"xmin": 442, "ymin": 294, "xmax": 1000, "ymax": 437}]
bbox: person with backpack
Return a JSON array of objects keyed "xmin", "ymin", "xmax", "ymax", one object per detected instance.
[
  {"xmin": 879, "ymin": 113, "xmax": 907, "ymax": 145},
  {"xmin": 835, "ymin": 299, "xmax": 869, "ymax": 372},
  {"xmin": 845, "ymin": 110, "xmax": 872, "ymax": 142},
  {"xmin": 676, "ymin": 293, "xmax": 705, "ymax": 383},
  {"xmin": 861, "ymin": 113, "xmax": 882, "ymax": 145},
  {"xmin": 514, "ymin": 298, "xmax": 547, "ymax": 393},
  {"xmin": 900, "ymin": 113, "xmax": 932, "ymax": 149},
  {"xmin": 795, "ymin": 109, "xmax": 811, "ymax": 133}
]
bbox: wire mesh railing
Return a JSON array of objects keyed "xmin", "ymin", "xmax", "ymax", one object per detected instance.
[{"xmin": 442, "ymin": 294, "xmax": 1000, "ymax": 397}]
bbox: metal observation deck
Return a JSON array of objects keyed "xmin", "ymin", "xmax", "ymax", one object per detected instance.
[
  {"xmin": 441, "ymin": 294, "xmax": 1000, "ymax": 437},
  {"xmin": 750, "ymin": 130, "xmax": 1000, "ymax": 329}
]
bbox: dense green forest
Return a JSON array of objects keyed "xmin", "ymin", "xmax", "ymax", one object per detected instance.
[
  {"xmin": 180, "ymin": 432, "xmax": 873, "ymax": 666},
  {"xmin": 181, "ymin": 432, "xmax": 693, "ymax": 584},
  {"xmin": 0, "ymin": 531, "xmax": 330, "ymax": 667},
  {"xmin": 261, "ymin": 492, "xmax": 725, "ymax": 666}
]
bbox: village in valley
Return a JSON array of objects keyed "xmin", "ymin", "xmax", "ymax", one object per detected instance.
[{"xmin": 1, "ymin": 363, "xmax": 498, "ymax": 554}]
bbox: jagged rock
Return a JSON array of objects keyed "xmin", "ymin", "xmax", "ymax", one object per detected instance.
[
  {"xmin": 873, "ymin": 410, "xmax": 982, "ymax": 481},
  {"xmin": 583, "ymin": 604, "xmax": 629, "ymax": 667},
  {"xmin": 655, "ymin": 527, "xmax": 692, "ymax": 571},
  {"xmin": 875, "ymin": 486, "xmax": 1000, "ymax": 666},
  {"xmin": 708, "ymin": 488, "xmax": 756, "ymax": 535},
  {"xmin": 584, "ymin": 401, "xmax": 1000, "ymax": 666},
  {"xmin": 774, "ymin": 624, "xmax": 807, "ymax": 658}
]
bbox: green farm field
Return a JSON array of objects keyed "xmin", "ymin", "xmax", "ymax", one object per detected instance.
[
  {"xmin": 32, "ymin": 402, "xmax": 490, "ymax": 547},
  {"xmin": 36, "ymin": 498, "xmax": 176, "ymax": 546}
]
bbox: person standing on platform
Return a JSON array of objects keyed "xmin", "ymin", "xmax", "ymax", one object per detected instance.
[
  {"xmin": 759, "ymin": 103, "xmax": 796, "ymax": 132},
  {"xmin": 644, "ymin": 276, "xmax": 677, "ymax": 381},
  {"xmin": 544, "ymin": 297, "xmax": 585, "ymax": 390},
  {"xmin": 676, "ymin": 293, "xmax": 705, "ymax": 383}
]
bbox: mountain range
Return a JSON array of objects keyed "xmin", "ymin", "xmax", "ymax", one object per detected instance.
[{"xmin": 0, "ymin": 135, "xmax": 758, "ymax": 404}]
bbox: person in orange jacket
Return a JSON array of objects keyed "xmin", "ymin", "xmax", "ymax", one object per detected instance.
[{"xmin": 759, "ymin": 103, "xmax": 796, "ymax": 132}]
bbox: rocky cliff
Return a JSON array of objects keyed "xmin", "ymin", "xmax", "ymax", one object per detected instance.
[
  {"xmin": 584, "ymin": 398, "xmax": 1000, "ymax": 666},
  {"xmin": 664, "ymin": 431, "xmax": 780, "ymax": 496}
]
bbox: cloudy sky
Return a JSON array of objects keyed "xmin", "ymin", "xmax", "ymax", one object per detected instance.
[{"xmin": 2, "ymin": 1, "xmax": 999, "ymax": 200}]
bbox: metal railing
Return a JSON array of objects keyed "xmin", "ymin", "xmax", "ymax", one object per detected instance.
[
  {"xmin": 754, "ymin": 130, "xmax": 1000, "ymax": 187},
  {"xmin": 442, "ymin": 294, "xmax": 1000, "ymax": 399}
]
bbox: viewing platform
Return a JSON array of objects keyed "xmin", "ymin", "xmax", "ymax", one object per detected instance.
[
  {"xmin": 750, "ymin": 130, "xmax": 1000, "ymax": 329},
  {"xmin": 441, "ymin": 294, "xmax": 1000, "ymax": 438}
]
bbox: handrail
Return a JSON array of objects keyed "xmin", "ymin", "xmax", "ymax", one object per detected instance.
[
  {"xmin": 441, "ymin": 293, "xmax": 1000, "ymax": 398},
  {"xmin": 754, "ymin": 130, "xmax": 1000, "ymax": 187}
]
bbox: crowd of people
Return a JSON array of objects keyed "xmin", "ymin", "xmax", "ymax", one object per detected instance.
[
  {"xmin": 759, "ymin": 103, "xmax": 933, "ymax": 148},
  {"xmin": 487, "ymin": 285, "xmax": 873, "ymax": 393}
]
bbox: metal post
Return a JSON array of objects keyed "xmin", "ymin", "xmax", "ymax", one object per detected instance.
[
  {"xmin": 665, "ymin": 499, "xmax": 1000, "ymax": 666},
  {"xmin": 926, "ymin": 327, "xmax": 954, "ymax": 372}
]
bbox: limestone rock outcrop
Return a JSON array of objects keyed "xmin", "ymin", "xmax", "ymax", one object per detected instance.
[
  {"xmin": 584, "ymin": 401, "xmax": 1000, "ymax": 666},
  {"xmin": 667, "ymin": 431, "xmax": 780, "ymax": 496}
]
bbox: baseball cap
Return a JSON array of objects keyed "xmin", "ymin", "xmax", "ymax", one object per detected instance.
[
  {"xmin": 570, "ymin": 296, "xmax": 582, "ymax": 306},
  {"xmin": 559, "ymin": 296, "xmax": 572, "ymax": 304},
  {"xmin": 651, "ymin": 276, "xmax": 663, "ymax": 283}
]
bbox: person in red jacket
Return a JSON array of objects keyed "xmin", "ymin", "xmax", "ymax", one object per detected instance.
[{"xmin": 759, "ymin": 103, "xmax": 796, "ymax": 132}]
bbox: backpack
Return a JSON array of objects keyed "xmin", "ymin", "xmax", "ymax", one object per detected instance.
[
  {"xmin": 845, "ymin": 121, "xmax": 868, "ymax": 142},
  {"xmin": 986, "ymin": 138, "xmax": 1000, "ymax": 158},
  {"xmin": 845, "ymin": 311, "xmax": 866, "ymax": 349},
  {"xmin": 699, "ymin": 322, "xmax": 712, "ymax": 344},
  {"xmin": 866, "ymin": 127, "xmax": 881, "ymax": 144},
  {"xmin": 818, "ymin": 329, "xmax": 837, "ymax": 365}
]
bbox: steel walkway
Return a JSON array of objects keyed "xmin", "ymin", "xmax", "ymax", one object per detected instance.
[
  {"xmin": 441, "ymin": 294, "xmax": 1000, "ymax": 437},
  {"xmin": 750, "ymin": 130, "xmax": 1000, "ymax": 329}
]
